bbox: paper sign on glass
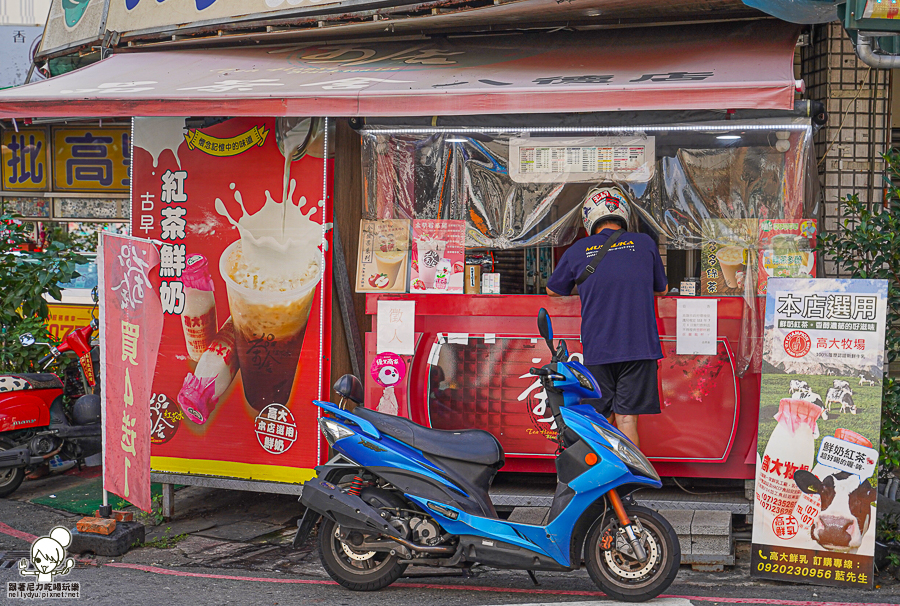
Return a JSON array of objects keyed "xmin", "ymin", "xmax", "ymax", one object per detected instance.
[
  {"xmin": 377, "ymin": 300, "xmax": 415, "ymax": 355},
  {"xmin": 676, "ymin": 299, "xmax": 716, "ymax": 355}
]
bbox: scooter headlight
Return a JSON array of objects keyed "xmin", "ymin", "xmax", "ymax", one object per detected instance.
[
  {"xmin": 591, "ymin": 423, "xmax": 660, "ymax": 482},
  {"xmin": 569, "ymin": 366, "xmax": 596, "ymax": 391},
  {"xmin": 319, "ymin": 417, "xmax": 355, "ymax": 446}
]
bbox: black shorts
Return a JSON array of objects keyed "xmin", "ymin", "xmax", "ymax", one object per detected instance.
[{"xmin": 585, "ymin": 359, "xmax": 661, "ymax": 418}]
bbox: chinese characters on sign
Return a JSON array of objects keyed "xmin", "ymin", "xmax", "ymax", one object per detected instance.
[
  {"xmin": 52, "ymin": 127, "xmax": 130, "ymax": 192},
  {"xmin": 159, "ymin": 169, "xmax": 188, "ymax": 314},
  {"xmin": 1, "ymin": 128, "xmax": 49, "ymax": 191},
  {"xmin": 101, "ymin": 233, "xmax": 164, "ymax": 512},
  {"xmin": 510, "ymin": 136, "xmax": 655, "ymax": 184},
  {"xmin": 751, "ymin": 278, "xmax": 888, "ymax": 590},
  {"xmin": 377, "ymin": 300, "xmax": 415, "ymax": 355},
  {"xmin": 676, "ymin": 299, "xmax": 717, "ymax": 355}
]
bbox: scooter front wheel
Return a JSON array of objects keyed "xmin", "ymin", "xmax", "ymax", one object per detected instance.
[
  {"xmin": 318, "ymin": 518, "xmax": 406, "ymax": 591},
  {"xmin": 584, "ymin": 504, "xmax": 680, "ymax": 602}
]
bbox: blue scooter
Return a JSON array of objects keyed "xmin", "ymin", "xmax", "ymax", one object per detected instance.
[{"xmin": 296, "ymin": 309, "xmax": 679, "ymax": 602}]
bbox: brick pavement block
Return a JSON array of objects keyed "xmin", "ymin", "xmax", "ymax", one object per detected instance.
[
  {"xmin": 76, "ymin": 516, "xmax": 117, "ymax": 535},
  {"xmin": 93, "ymin": 510, "xmax": 134, "ymax": 522},
  {"xmin": 657, "ymin": 509, "xmax": 693, "ymax": 555},
  {"xmin": 70, "ymin": 521, "xmax": 145, "ymax": 556}
]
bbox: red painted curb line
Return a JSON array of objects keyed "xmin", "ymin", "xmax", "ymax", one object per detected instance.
[
  {"xmin": 0, "ymin": 521, "xmax": 38, "ymax": 543},
  {"xmin": 104, "ymin": 563, "xmax": 893, "ymax": 606}
]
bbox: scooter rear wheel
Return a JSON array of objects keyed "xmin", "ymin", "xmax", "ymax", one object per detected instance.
[
  {"xmin": 318, "ymin": 518, "xmax": 406, "ymax": 591},
  {"xmin": 584, "ymin": 504, "xmax": 680, "ymax": 602},
  {"xmin": 0, "ymin": 465, "xmax": 24, "ymax": 498}
]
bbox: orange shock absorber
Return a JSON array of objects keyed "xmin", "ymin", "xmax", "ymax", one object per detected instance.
[{"xmin": 607, "ymin": 488, "xmax": 631, "ymax": 526}]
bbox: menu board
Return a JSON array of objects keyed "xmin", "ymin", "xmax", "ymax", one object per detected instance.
[
  {"xmin": 410, "ymin": 220, "xmax": 465, "ymax": 294},
  {"xmin": 509, "ymin": 136, "xmax": 655, "ymax": 183},
  {"xmin": 356, "ymin": 219, "xmax": 410, "ymax": 293}
]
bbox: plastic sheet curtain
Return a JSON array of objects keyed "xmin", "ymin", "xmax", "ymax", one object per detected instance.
[{"xmin": 361, "ymin": 120, "xmax": 815, "ymax": 376}]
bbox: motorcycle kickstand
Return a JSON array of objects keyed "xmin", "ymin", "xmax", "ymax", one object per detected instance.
[{"xmin": 526, "ymin": 570, "xmax": 540, "ymax": 586}]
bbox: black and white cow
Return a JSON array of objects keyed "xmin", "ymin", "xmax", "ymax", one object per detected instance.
[
  {"xmin": 832, "ymin": 379, "xmax": 851, "ymax": 391},
  {"xmin": 794, "ymin": 470, "xmax": 876, "ymax": 552},
  {"xmin": 825, "ymin": 386, "xmax": 856, "ymax": 415},
  {"xmin": 789, "ymin": 379, "xmax": 810, "ymax": 395}
]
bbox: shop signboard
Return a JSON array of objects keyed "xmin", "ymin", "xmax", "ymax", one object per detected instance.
[
  {"xmin": 0, "ymin": 25, "xmax": 44, "ymax": 89},
  {"xmin": 99, "ymin": 233, "xmax": 163, "ymax": 512},
  {"xmin": 52, "ymin": 127, "xmax": 130, "ymax": 193},
  {"xmin": 46, "ymin": 303, "xmax": 94, "ymax": 341},
  {"xmin": 1, "ymin": 127, "xmax": 50, "ymax": 191},
  {"xmin": 751, "ymin": 278, "xmax": 888, "ymax": 589},
  {"xmin": 132, "ymin": 116, "xmax": 332, "ymax": 484},
  {"xmin": 39, "ymin": 0, "xmax": 106, "ymax": 57}
]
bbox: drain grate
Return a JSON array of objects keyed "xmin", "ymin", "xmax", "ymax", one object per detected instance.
[{"xmin": 0, "ymin": 551, "xmax": 29, "ymax": 569}]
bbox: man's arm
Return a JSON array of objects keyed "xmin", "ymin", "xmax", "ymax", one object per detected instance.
[
  {"xmin": 546, "ymin": 286, "xmax": 578, "ymax": 297},
  {"xmin": 654, "ymin": 286, "xmax": 669, "ymax": 296}
]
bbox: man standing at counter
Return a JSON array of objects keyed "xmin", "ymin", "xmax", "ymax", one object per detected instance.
[{"xmin": 546, "ymin": 184, "xmax": 668, "ymax": 448}]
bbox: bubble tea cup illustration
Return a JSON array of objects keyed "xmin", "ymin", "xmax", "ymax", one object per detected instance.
[{"xmin": 716, "ymin": 246, "xmax": 746, "ymax": 288}]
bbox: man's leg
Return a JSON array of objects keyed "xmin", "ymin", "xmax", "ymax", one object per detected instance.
[{"xmin": 614, "ymin": 414, "xmax": 640, "ymax": 448}]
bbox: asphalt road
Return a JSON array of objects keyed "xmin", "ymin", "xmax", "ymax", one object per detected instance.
[{"xmin": 3, "ymin": 494, "xmax": 900, "ymax": 606}]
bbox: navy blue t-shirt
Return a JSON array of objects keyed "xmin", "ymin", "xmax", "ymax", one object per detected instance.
[{"xmin": 546, "ymin": 228, "xmax": 667, "ymax": 365}]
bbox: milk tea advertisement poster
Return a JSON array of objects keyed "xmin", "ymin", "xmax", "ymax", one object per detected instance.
[
  {"xmin": 410, "ymin": 220, "xmax": 465, "ymax": 293},
  {"xmin": 131, "ymin": 117, "xmax": 333, "ymax": 483},
  {"xmin": 751, "ymin": 278, "xmax": 888, "ymax": 589}
]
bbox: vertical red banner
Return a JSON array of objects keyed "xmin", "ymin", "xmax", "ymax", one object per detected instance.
[{"xmin": 100, "ymin": 233, "xmax": 163, "ymax": 512}]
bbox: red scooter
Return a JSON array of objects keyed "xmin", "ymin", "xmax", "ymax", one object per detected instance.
[{"xmin": 0, "ymin": 320, "xmax": 102, "ymax": 497}]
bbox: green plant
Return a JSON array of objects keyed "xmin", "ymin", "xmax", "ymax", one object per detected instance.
[
  {"xmin": 818, "ymin": 149, "xmax": 900, "ymax": 472},
  {"xmin": 143, "ymin": 532, "xmax": 188, "ymax": 549},
  {"xmin": 0, "ymin": 214, "xmax": 87, "ymax": 373},
  {"xmin": 136, "ymin": 493, "xmax": 166, "ymax": 526}
]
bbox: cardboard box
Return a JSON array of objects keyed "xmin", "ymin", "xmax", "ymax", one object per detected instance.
[
  {"xmin": 464, "ymin": 264, "xmax": 482, "ymax": 294},
  {"xmin": 356, "ymin": 219, "xmax": 410, "ymax": 293}
]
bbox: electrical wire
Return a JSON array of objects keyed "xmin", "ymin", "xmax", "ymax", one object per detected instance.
[{"xmin": 817, "ymin": 67, "xmax": 873, "ymax": 168}]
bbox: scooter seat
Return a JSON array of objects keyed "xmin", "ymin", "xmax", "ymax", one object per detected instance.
[
  {"xmin": 0, "ymin": 373, "xmax": 63, "ymax": 392},
  {"xmin": 355, "ymin": 407, "xmax": 503, "ymax": 466}
]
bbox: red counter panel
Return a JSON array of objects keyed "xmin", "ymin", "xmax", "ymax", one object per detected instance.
[{"xmin": 365, "ymin": 294, "xmax": 761, "ymax": 479}]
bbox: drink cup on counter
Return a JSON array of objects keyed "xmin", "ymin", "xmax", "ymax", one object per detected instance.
[
  {"xmin": 181, "ymin": 254, "xmax": 217, "ymax": 361},
  {"xmin": 219, "ymin": 240, "xmax": 322, "ymax": 410},
  {"xmin": 716, "ymin": 246, "xmax": 746, "ymax": 289}
]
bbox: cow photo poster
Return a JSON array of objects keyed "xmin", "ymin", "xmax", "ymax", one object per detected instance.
[
  {"xmin": 751, "ymin": 278, "xmax": 888, "ymax": 589},
  {"xmin": 132, "ymin": 117, "xmax": 333, "ymax": 484}
]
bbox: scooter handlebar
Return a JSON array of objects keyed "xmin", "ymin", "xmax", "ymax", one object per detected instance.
[{"xmin": 37, "ymin": 354, "xmax": 54, "ymax": 366}]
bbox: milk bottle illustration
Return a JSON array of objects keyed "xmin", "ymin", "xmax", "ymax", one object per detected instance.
[
  {"xmin": 756, "ymin": 398, "xmax": 821, "ymax": 531},
  {"xmin": 181, "ymin": 254, "xmax": 217, "ymax": 361}
]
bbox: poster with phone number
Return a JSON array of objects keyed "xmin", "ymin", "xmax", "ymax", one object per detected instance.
[{"xmin": 131, "ymin": 117, "xmax": 333, "ymax": 483}]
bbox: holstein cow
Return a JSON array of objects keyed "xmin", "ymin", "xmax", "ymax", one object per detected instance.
[
  {"xmin": 794, "ymin": 470, "xmax": 876, "ymax": 552},
  {"xmin": 825, "ymin": 386, "xmax": 856, "ymax": 415},
  {"xmin": 790, "ymin": 385, "xmax": 828, "ymax": 420},
  {"xmin": 832, "ymin": 379, "xmax": 851, "ymax": 391},
  {"xmin": 859, "ymin": 374, "xmax": 876, "ymax": 387}
]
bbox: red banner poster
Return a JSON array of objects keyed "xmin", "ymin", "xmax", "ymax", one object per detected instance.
[
  {"xmin": 100, "ymin": 233, "xmax": 163, "ymax": 512},
  {"xmin": 131, "ymin": 117, "xmax": 332, "ymax": 484}
]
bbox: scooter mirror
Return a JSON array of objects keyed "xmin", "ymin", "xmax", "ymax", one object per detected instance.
[
  {"xmin": 18, "ymin": 333, "xmax": 35, "ymax": 346},
  {"xmin": 537, "ymin": 308, "xmax": 554, "ymax": 354},
  {"xmin": 91, "ymin": 286, "xmax": 99, "ymax": 304}
]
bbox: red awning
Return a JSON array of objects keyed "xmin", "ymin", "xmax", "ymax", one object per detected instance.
[{"xmin": 0, "ymin": 21, "xmax": 800, "ymax": 118}]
